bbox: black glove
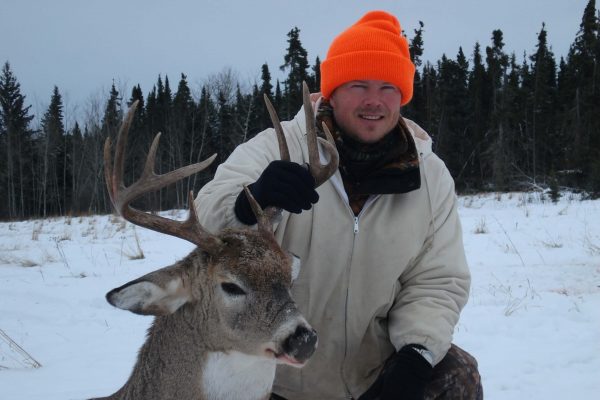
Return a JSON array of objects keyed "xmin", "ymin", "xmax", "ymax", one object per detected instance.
[
  {"xmin": 359, "ymin": 345, "xmax": 433, "ymax": 400},
  {"xmin": 234, "ymin": 160, "xmax": 319, "ymax": 225}
]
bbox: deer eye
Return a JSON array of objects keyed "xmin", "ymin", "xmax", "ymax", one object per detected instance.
[{"xmin": 221, "ymin": 282, "xmax": 246, "ymax": 296}]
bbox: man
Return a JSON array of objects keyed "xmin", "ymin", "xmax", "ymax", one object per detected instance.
[{"xmin": 195, "ymin": 10, "xmax": 482, "ymax": 400}]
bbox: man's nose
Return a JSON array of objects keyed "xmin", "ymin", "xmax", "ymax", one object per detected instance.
[{"xmin": 362, "ymin": 89, "xmax": 383, "ymax": 107}]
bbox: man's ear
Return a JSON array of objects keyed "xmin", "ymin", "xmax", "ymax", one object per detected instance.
[{"xmin": 106, "ymin": 265, "xmax": 191, "ymax": 316}]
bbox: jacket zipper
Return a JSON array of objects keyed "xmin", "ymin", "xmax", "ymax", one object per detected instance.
[{"xmin": 342, "ymin": 198, "xmax": 378, "ymax": 399}]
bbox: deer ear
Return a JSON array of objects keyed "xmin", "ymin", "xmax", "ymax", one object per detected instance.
[{"xmin": 106, "ymin": 267, "xmax": 191, "ymax": 316}]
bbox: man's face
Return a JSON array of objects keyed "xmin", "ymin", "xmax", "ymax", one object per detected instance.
[{"xmin": 329, "ymin": 80, "xmax": 402, "ymax": 144}]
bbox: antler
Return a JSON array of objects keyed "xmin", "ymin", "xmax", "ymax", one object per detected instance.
[
  {"xmin": 103, "ymin": 100, "xmax": 222, "ymax": 252},
  {"xmin": 250, "ymin": 82, "xmax": 339, "ymax": 234}
]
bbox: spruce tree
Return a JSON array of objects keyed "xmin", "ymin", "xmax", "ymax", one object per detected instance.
[
  {"xmin": 70, "ymin": 121, "xmax": 84, "ymax": 213},
  {"xmin": 215, "ymin": 89, "xmax": 233, "ymax": 165},
  {"xmin": 173, "ymin": 73, "xmax": 196, "ymax": 160},
  {"xmin": 466, "ymin": 43, "xmax": 490, "ymax": 189},
  {"xmin": 248, "ymin": 83, "xmax": 263, "ymax": 140},
  {"xmin": 280, "ymin": 27, "xmax": 310, "ymax": 119},
  {"xmin": 529, "ymin": 23, "xmax": 558, "ymax": 182},
  {"xmin": 234, "ymin": 84, "xmax": 253, "ymax": 143},
  {"xmin": 484, "ymin": 30, "xmax": 511, "ymax": 190},
  {"xmin": 404, "ymin": 21, "xmax": 425, "ymax": 123},
  {"xmin": 563, "ymin": 0, "xmax": 599, "ymax": 192},
  {"xmin": 102, "ymin": 83, "xmax": 122, "ymax": 140},
  {"xmin": 419, "ymin": 62, "xmax": 438, "ymax": 136},
  {"xmin": 274, "ymin": 79, "xmax": 283, "ymax": 115},
  {"xmin": 0, "ymin": 62, "xmax": 34, "ymax": 219},
  {"xmin": 433, "ymin": 49, "xmax": 469, "ymax": 187},
  {"xmin": 311, "ymin": 56, "xmax": 321, "ymax": 93},
  {"xmin": 122, "ymin": 84, "xmax": 149, "ymax": 205},
  {"xmin": 196, "ymin": 85, "xmax": 218, "ymax": 180},
  {"xmin": 257, "ymin": 63, "xmax": 274, "ymax": 132},
  {"xmin": 96, "ymin": 83, "xmax": 122, "ymax": 212},
  {"xmin": 40, "ymin": 86, "xmax": 67, "ymax": 216}
]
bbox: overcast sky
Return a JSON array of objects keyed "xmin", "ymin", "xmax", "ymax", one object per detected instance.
[{"xmin": 1, "ymin": 0, "xmax": 591, "ymax": 122}]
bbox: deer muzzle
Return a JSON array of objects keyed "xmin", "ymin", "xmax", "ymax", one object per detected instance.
[
  {"xmin": 267, "ymin": 324, "xmax": 317, "ymax": 368},
  {"xmin": 281, "ymin": 325, "xmax": 318, "ymax": 363}
]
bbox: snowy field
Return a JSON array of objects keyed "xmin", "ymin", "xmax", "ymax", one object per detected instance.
[{"xmin": 0, "ymin": 192, "xmax": 599, "ymax": 400}]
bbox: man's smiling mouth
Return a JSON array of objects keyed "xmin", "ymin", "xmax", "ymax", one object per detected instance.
[{"xmin": 359, "ymin": 114, "xmax": 384, "ymax": 120}]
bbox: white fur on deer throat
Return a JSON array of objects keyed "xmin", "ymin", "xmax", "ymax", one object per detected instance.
[
  {"xmin": 291, "ymin": 254, "xmax": 301, "ymax": 281},
  {"xmin": 202, "ymin": 350, "xmax": 276, "ymax": 400}
]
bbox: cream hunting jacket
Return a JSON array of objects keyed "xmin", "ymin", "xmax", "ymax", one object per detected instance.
[{"xmin": 194, "ymin": 107, "xmax": 470, "ymax": 400}]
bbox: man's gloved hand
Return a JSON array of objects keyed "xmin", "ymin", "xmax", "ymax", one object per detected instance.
[
  {"xmin": 359, "ymin": 345, "xmax": 433, "ymax": 400},
  {"xmin": 234, "ymin": 160, "xmax": 319, "ymax": 225}
]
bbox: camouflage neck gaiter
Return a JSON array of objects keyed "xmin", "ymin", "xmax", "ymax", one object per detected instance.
[{"xmin": 315, "ymin": 98, "xmax": 421, "ymax": 214}]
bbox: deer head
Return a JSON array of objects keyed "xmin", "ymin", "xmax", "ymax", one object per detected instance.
[{"xmin": 95, "ymin": 83, "xmax": 338, "ymax": 399}]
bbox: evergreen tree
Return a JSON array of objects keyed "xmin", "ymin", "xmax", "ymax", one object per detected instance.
[
  {"xmin": 0, "ymin": 62, "xmax": 34, "ymax": 219},
  {"xmin": 122, "ymin": 84, "xmax": 149, "ymax": 205},
  {"xmin": 102, "ymin": 83, "xmax": 122, "ymax": 140},
  {"xmin": 563, "ymin": 0, "xmax": 599, "ymax": 192},
  {"xmin": 145, "ymin": 85, "xmax": 158, "ymax": 136},
  {"xmin": 529, "ymin": 23, "xmax": 558, "ymax": 181},
  {"xmin": 274, "ymin": 79, "xmax": 283, "ymax": 115},
  {"xmin": 280, "ymin": 27, "xmax": 310, "ymax": 119},
  {"xmin": 128, "ymin": 84, "xmax": 145, "ymax": 128},
  {"xmin": 159, "ymin": 75, "xmax": 173, "ymax": 134},
  {"xmin": 409, "ymin": 21, "xmax": 425, "ymax": 69},
  {"xmin": 309, "ymin": 56, "xmax": 321, "ymax": 93},
  {"xmin": 40, "ymin": 86, "xmax": 67, "ymax": 216},
  {"xmin": 465, "ymin": 43, "xmax": 490, "ymax": 189},
  {"xmin": 419, "ymin": 62, "xmax": 439, "ymax": 136},
  {"xmin": 256, "ymin": 63, "xmax": 275, "ymax": 133},
  {"xmin": 404, "ymin": 21, "xmax": 425, "ymax": 123},
  {"xmin": 248, "ymin": 83, "xmax": 263, "ymax": 140},
  {"xmin": 260, "ymin": 63, "xmax": 274, "ymax": 99},
  {"xmin": 196, "ymin": 85, "xmax": 218, "ymax": 180},
  {"xmin": 96, "ymin": 83, "xmax": 122, "ymax": 212},
  {"xmin": 484, "ymin": 30, "xmax": 511, "ymax": 190},
  {"xmin": 173, "ymin": 74, "xmax": 196, "ymax": 151},
  {"xmin": 213, "ymin": 89, "xmax": 231, "ymax": 166},
  {"xmin": 434, "ymin": 49, "xmax": 469, "ymax": 187},
  {"xmin": 503, "ymin": 54, "xmax": 529, "ymax": 187},
  {"xmin": 70, "ymin": 121, "xmax": 85, "ymax": 213},
  {"xmin": 234, "ymin": 84, "xmax": 253, "ymax": 143}
]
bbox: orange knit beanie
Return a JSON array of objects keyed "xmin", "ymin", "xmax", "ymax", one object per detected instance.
[{"xmin": 320, "ymin": 10, "xmax": 415, "ymax": 106}]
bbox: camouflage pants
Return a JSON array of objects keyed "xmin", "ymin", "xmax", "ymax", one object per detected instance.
[
  {"xmin": 271, "ymin": 344, "xmax": 483, "ymax": 400},
  {"xmin": 423, "ymin": 344, "xmax": 483, "ymax": 400}
]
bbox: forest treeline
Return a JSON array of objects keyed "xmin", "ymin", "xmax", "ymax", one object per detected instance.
[{"xmin": 1, "ymin": 1, "xmax": 599, "ymax": 220}]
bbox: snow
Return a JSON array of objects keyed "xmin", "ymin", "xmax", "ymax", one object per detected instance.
[{"xmin": 1, "ymin": 192, "xmax": 599, "ymax": 399}]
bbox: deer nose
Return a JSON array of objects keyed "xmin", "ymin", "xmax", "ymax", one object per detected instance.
[{"xmin": 282, "ymin": 325, "xmax": 318, "ymax": 363}]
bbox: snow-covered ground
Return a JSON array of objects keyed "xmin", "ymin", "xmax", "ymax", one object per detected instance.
[{"xmin": 1, "ymin": 192, "xmax": 599, "ymax": 399}]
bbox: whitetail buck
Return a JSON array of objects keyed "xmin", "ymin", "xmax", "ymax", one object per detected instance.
[{"xmin": 90, "ymin": 83, "xmax": 339, "ymax": 400}]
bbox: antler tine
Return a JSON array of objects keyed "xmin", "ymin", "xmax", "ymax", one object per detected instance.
[
  {"xmin": 260, "ymin": 93, "xmax": 293, "ymax": 229},
  {"xmin": 242, "ymin": 186, "xmax": 279, "ymax": 235},
  {"xmin": 263, "ymin": 94, "xmax": 290, "ymax": 162},
  {"xmin": 104, "ymin": 100, "xmax": 139, "ymax": 206},
  {"xmin": 103, "ymin": 101, "xmax": 220, "ymax": 250},
  {"xmin": 302, "ymin": 82, "xmax": 339, "ymax": 187}
]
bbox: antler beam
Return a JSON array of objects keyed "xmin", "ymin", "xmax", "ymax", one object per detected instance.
[{"xmin": 103, "ymin": 100, "xmax": 221, "ymax": 252}]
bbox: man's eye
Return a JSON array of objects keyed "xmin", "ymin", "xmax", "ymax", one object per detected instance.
[{"xmin": 221, "ymin": 282, "xmax": 246, "ymax": 296}]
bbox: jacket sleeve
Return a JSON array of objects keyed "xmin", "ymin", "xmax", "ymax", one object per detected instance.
[{"xmin": 387, "ymin": 155, "xmax": 471, "ymax": 366}]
